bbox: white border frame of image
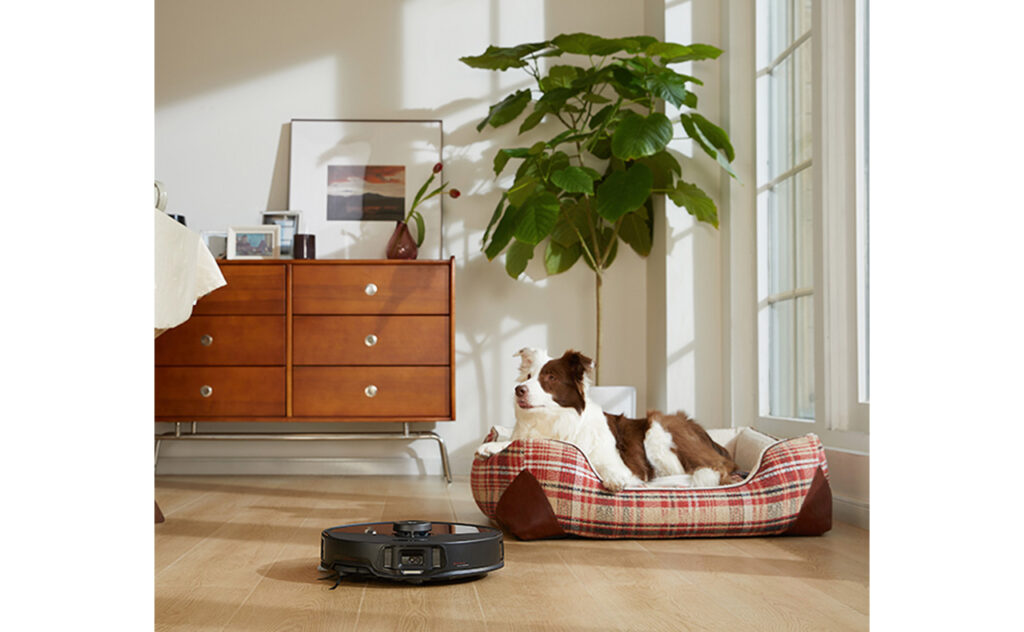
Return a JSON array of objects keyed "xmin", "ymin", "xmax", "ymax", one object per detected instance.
[
  {"xmin": 288, "ymin": 119, "xmax": 444, "ymax": 260},
  {"xmin": 261, "ymin": 210, "xmax": 302, "ymax": 257},
  {"xmin": 227, "ymin": 225, "xmax": 281, "ymax": 260},
  {"xmin": 200, "ymin": 230, "xmax": 228, "ymax": 259}
]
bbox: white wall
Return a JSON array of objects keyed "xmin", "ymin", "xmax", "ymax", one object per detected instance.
[{"xmin": 155, "ymin": 0, "xmax": 718, "ymax": 476}]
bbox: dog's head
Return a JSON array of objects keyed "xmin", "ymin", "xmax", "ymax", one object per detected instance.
[{"xmin": 513, "ymin": 348, "xmax": 594, "ymax": 414}]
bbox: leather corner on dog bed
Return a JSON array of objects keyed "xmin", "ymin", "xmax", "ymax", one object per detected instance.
[
  {"xmin": 495, "ymin": 470, "xmax": 567, "ymax": 540},
  {"xmin": 782, "ymin": 466, "xmax": 833, "ymax": 536}
]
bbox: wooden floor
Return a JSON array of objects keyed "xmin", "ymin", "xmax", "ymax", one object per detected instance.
[{"xmin": 155, "ymin": 475, "xmax": 869, "ymax": 631}]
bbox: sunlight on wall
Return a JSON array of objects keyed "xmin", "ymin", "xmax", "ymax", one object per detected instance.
[{"xmin": 155, "ymin": 55, "xmax": 339, "ymax": 232}]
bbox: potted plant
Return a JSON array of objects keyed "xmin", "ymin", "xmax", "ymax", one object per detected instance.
[
  {"xmin": 460, "ymin": 32, "xmax": 736, "ymax": 382},
  {"xmin": 386, "ymin": 162, "xmax": 461, "ymax": 259}
]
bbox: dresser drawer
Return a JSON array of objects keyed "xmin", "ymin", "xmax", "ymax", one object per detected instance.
[
  {"xmin": 292, "ymin": 264, "xmax": 449, "ymax": 314},
  {"xmin": 155, "ymin": 316, "xmax": 285, "ymax": 366},
  {"xmin": 293, "ymin": 316, "xmax": 449, "ymax": 365},
  {"xmin": 193, "ymin": 264, "xmax": 286, "ymax": 315},
  {"xmin": 155, "ymin": 367, "xmax": 285, "ymax": 417},
  {"xmin": 292, "ymin": 367, "xmax": 450, "ymax": 417}
]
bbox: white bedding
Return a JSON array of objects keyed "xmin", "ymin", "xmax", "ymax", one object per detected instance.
[{"xmin": 154, "ymin": 209, "xmax": 226, "ymax": 335}]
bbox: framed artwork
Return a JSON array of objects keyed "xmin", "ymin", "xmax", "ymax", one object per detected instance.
[
  {"xmin": 288, "ymin": 119, "xmax": 444, "ymax": 259},
  {"xmin": 227, "ymin": 225, "xmax": 281, "ymax": 260},
  {"xmin": 200, "ymin": 230, "xmax": 228, "ymax": 259},
  {"xmin": 261, "ymin": 210, "xmax": 301, "ymax": 257}
]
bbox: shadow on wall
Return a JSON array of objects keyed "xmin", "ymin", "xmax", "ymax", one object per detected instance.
[{"xmin": 157, "ymin": 0, "xmax": 670, "ymax": 470}]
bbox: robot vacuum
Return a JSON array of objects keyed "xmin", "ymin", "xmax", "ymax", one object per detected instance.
[{"xmin": 319, "ymin": 520, "xmax": 504, "ymax": 586}]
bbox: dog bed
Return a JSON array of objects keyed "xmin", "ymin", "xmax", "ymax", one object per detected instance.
[{"xmin": 471, "ymin": 426, "xmax": 832, "ymax": 539}]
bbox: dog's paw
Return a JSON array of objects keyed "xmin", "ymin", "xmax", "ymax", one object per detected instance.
[
  {"xmin": 475, "ymin": 441, "xmax": 511, "ymax": 459},
  {"xmin": 599, "ymin": 470, "xmax": 643, "ymax": 493}
]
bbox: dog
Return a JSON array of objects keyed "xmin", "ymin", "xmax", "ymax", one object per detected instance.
[{"xmin": 476, "ymin": 348, "xmax": 739, "ymax": 492}]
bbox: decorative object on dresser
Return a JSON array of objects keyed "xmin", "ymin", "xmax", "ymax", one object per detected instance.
[
  {"xmin": 288, "ymin": 119, "xmax": 446, "ymax": 260},
  {"xmin": 387, "ymin": 162, "xmax": 461, "ymax": 261},
  {"xmin": 227, "ymin": 225, "xmax": 281, "ymax": 260},
  {"xmin": 260, "ymin": 210, "xmax": 302, "ymax": 257},
  {"xmin": 154, "ymin": 257, "xmax": 456, "ymax": 482}
]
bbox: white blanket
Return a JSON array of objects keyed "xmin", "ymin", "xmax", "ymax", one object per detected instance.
[{"xmin": 154, "ymin": 209, "xmax": 226, "ymax": 334}]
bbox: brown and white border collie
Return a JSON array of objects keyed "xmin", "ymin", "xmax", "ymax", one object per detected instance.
[{"xmin": 476, "ymin": 348, "xmax": 739, "ymax": 492}]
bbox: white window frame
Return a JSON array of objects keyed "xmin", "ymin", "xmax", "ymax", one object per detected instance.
[{"xmin": 724, "ymin": 0, "xmax": 868, "ymax": 453}]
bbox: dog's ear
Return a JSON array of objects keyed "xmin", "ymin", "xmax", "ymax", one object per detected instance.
[
  {"xmin": 561, "ymin": 350, "xmax": 594, "ymax": 398},
  {"xmin": 514, "ymin": 347, "xmax": 547, "ymax": 381}
]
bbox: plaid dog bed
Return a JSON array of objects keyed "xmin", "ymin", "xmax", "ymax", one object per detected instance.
[{"xmin": 471, "ymin": 426, "xmax": 832, "ymax": 539}]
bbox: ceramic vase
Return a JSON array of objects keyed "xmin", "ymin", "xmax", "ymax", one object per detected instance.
[{"xmin": 386, "ymin": 221, "xmax": 418, "ymax": 260}]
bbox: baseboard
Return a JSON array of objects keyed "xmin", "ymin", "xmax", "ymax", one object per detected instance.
[
  {"xmin": 833, "ymin": 493, "xmax": 869, "ymax": 529},
  {"xmin": 155, "ymin": 456, "xmax": 446, "ymax": 476}
]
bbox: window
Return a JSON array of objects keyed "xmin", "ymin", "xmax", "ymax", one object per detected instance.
[
  {"xmin": 729, "ymin": 0, "xmax": 868, "ymax": 449},
  {"xmin": 756, "ymin": 0, "xmax": 815, "ymax": 420}
]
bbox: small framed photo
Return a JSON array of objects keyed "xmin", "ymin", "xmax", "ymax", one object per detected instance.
[
  {"xmin": 227, "ymin": 225, "xmax": 281, "ymax": 260},
  {"xmin": 261, "ymin": 210, "xmax": 301, "ymax": 257},
  {"xmin": 200, "ymin": 230, "xmax": 228, "ymax": 259}
]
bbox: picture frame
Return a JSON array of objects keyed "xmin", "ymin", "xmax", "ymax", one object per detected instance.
[
  {"xmin": 227, "ymin": 225, "xmax": 281, "ymax": 260},
  {"xmin": 288, "ymin": 119, "xmax": 444, "ymax": 259},
  {"xmin": 260, "ymin": 210, "xmax": 301, "ymax": 257},
  {"xmin": 200, "ymin": 230, "xmax": 228, "ymax": 259}
]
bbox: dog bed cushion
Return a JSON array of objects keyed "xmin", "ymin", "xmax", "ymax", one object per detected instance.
[{"xmin": 471, "ymin": 426, "xmax": 832, "ymax": 539}]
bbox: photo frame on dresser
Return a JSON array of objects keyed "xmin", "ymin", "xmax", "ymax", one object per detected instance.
[
  {"xmin": 288, "ymin": 119, "xmax": 444, "ymax": 259},
  {"xmin": 227, "ymin": 225, "xmax": 281, "ymax": 260},
  {"xmin": 261, "ymin": 210, "xmax": 301, "ymax": 257}
]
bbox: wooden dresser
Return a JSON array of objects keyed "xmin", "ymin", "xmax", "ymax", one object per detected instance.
[{"xmin": 154, "ymin": 258, "xmax": 455, "ymax": 478}]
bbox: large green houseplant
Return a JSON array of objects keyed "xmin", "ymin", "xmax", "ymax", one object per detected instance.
[{"xmin": 460, "ymin": 33, "xmax": 735, "ymax": 382}]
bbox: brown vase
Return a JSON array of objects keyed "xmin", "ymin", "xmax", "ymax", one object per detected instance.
[{"xmin": 386, "ymin": 221, "xmax": 418, "ymax": 260}]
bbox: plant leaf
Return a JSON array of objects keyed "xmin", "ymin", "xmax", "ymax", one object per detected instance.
[
  {"xmin": 460, "ymin": 42, "xmax": 551, "ymax": 71},
  {"xmin": 645, "ymin": 41, "xmax": 722, "ymax": 64},
  {"xmin": 611, "ymin": 111, "xmax": 673, "ymax": 160},
  {"xmin": 484, "ymin": 204, "xmax": 522, "ymax": 260},
  {"xmin": 479, "ymin": 89, "xmax": 532, "ymax": 131},
  {"xmin": 689, "ymin": 112, "xmax": 735, "ymax": 162},
  {"xmin": 668, "ymin": 180, "xmax": 719, "ymax": 228},
  {"xmin": 552, "ymin": 32, "xmax": 629, "ymax": 56},
  {"xmin": 493, "ymin": 147, "xmax": 532, "ymax": 176},
  {"xmin": 507, "ymin": 176, "xmax": 539, "ymax": 207},
  {"xmin": 637, "ymin": 150, "xmax": 682, "ymax": 189},
  {"xmin": 541, "ymin": 65, "xmax": 582, "ymax": 90},
  {"xmin": 518, "ymin": 105, "xmax": 547, "ymax": 134},
  {"xmin": 482, "ymin": 195, "xmax": 506, "ymax": 247},
  {"xmin": 618, "ymin": 205, "xmax": 653, "ymax": 256},
  {"xmin": 409, "ymin": 211, "xmax": 426, "ymax": 247},
  {"xmin": 513, "ymin": 191, "xmax": 560, "ymax": 245},
  {"xmin": 595, "ymin": 162, "xmax": 653, "ymax": 222},
  {"xmin": 680, "ymin": 113, "xmax": 737, "ymax": 178},
  {"xmin": 545, "ymin": 240, "xmax": 582, "ymax": 275},
  {"xmin": 410, "ymin": 173, "xmax": 435, "ymax": 213},
  {"xmin": 505, "ymin": 239, "xmax": 535, "ymax": 278},
  {"xmin": 550, "ymin": 166, "xmax": 596, "ymax": 194},
  {"xmin": 644, "ymin": 68, "xmax": 693, "ymax": 109}
]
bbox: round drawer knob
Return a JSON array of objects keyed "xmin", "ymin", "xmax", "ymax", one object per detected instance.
[
  {"xmin": 364, "ymin": 385, "xmax": 378, "ymax": 398},
  {"xmin": 199, "ymin": 385, "xmax": 213, "ymax": 398},
  {"xmin": 364, "ymin": 283, "xmax": 378, "ymax": 296},
  {"xmin": 200, "ymin": 334, "xmax": 214, "ymax": 347},
  {"xmin": 364, "ymin": 334, "xmax": 378, "ymax": 347}
]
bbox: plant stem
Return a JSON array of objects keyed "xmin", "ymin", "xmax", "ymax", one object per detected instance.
[{"xmin": 595, "ymin": 270, "xmax": 603, "ymax": 385}]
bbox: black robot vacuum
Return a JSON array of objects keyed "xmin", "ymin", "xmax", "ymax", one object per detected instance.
[{"xmin": 319, "ymin": 520, "xmax": 504, "ymax": 586}]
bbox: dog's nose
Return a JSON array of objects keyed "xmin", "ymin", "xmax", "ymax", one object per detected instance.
[{"xmin": 515, "ymin": 384, "xmax": 527, "ymax": 397}]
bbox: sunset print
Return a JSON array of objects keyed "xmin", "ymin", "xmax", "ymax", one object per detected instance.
[{"xmin": 326, "ymin": 165, "xmax": 405, "ymax": 221}]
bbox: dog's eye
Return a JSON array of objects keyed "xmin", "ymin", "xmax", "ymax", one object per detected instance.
[{"xmin": 526, "ymin": 373, "xmax": 532, "ymax": 380}]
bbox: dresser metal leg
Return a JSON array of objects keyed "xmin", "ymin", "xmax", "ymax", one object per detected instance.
[
  {"xmin": 152, "ymin": 427, "xmax": 454, "ymax": 483},
  {"xmin": 429, "ymin": 432, "xmax": 453, "ymax": 485}
]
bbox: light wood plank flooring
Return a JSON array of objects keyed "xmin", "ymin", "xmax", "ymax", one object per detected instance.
[{"xmin": 156, "ymin": 475, "xmax": 868, "ymax": 631}]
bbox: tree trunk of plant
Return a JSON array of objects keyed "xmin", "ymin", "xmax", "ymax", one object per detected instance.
[{"xmin": 595, "ymin": 270, "xmax": 602, "ymax": 385}]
